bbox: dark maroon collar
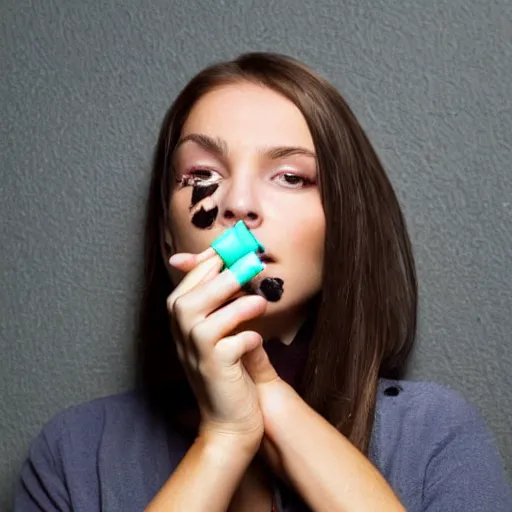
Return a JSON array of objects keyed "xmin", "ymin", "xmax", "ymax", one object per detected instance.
[{"xmin": 263, "ymin": 311, "xmax": 316, "ymax": 391}]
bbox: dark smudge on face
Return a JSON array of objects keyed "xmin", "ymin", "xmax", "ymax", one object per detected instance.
[
  {"xmin": 190, "ymin": 183, "xmax": 218, "ymax": 209},
  {"xmin": 176, "ymin": 176, "xmax": 220, "ymax": 229},
  {"xmin": 243, "ymin": 277, "xmax": 284, "ymax": 302},
  {"xmin": 192, "ymin": 205, "xmax": 219, "ymax": 229},
  {"xmin": 259, "ymin": 278, "xmax": 284, "ymax": 302}
]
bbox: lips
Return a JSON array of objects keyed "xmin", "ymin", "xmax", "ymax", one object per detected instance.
[{"xmin": 258, "ymin": 253, "xmax": 274, "ymax": 263}]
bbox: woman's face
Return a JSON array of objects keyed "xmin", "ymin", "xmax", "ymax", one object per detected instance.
[{"xmin": 167, "ymin": 82, "xmax": 325, "ymax": 343}]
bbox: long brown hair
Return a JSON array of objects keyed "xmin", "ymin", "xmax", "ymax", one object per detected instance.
[{"xmin": 136, "ymin": 52, "xmax": 417, "ymax": 454}]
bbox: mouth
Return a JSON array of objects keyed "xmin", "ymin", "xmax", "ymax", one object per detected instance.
[
  {"xmin": 218, "ymin": 254, "xmax": 274, "ymax": 309},
  {"xmin": 258, "ymin": 253, "xmax": 275, "ymax": 264}
]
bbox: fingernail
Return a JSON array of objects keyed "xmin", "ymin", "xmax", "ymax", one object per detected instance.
[
  {"xmin": 196, "ymin": 247, "xmax": 217, "ymax": 264},
  {"xmin": 169, "ymin": 253, "xmax": 190, "ymax": 266}
]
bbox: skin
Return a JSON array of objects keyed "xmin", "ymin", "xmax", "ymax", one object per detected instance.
[{"xmin": 167, "ymin": 82, "xmax": 326, "ymax": 346}]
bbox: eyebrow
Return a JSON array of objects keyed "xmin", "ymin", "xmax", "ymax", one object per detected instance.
[{"xmin": 175, "ymin": 133, "xmax": 316, "ymax": 160}]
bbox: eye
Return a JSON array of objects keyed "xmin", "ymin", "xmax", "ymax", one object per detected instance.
[
  {"xmin": 274, "ymin": 172, "xmax": 314, "ymax": 189},
  {"xmin": 190, "ymin": 169, "xmax": 218, "ymax": 181},
  {"xmin": 177, "ymin": 168, "xmax": 220, "ymax": 187}
]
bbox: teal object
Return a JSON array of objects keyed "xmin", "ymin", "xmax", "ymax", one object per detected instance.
[
  {"xmin": 228, "ymin": 251, "xmax": 265, "ymax": 286},
  {"xmin": 211, "ymin": 220, "xmax": 265, "ymax": 268}
]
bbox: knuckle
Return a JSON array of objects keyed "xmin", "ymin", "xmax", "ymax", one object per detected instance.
[
  {"xmin": 196, "ymin": 358, "xmax": 211, "ymax": 377},
  {"xmin": 166, "ymin": 294, "xmax": 175, "ymax": 313},
  {"xmin": 189, "ymin": 321, "xmax": 211, "ymax": 345},
  {"xmin": 172, "ymin": 296, "xmax": 188, "ymax": 318}
]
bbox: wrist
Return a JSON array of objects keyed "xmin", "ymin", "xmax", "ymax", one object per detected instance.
[
  {"xmin": 198, "ymin": 426, "xmax": 262, "ymax": 459},
  {"xmin": 258, "ymin": 380, "xmax": 301, "ymax": 439}
]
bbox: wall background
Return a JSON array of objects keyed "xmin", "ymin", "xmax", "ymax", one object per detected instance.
[{"xmin": 1, "ymin": 0, "xmax": 511, "ymax": 508}]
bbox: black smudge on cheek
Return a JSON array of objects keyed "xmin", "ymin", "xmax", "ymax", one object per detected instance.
[
  {"xmin": 191, "ymin": 206, "xmax": 219, "ymax": 229},
  {"xmin": 188, "ymin": 182, "xmax": 219, "ymax": 230},
  {"xmin": 259, "ymin": 278, "xmax": 284, "ymax": 302},
  {"xmin": 190, "ymin": 183, "xmax": 218, "ymax": 209}
]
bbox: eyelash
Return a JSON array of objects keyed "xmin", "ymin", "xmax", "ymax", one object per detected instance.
[{"xmin": 177, "ymin": 168, "xmax": 315, "ymax": 189}]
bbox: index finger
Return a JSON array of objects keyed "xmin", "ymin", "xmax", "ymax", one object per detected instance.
[
  {"xmin": 169, "ymin": 246, "xmax": 218, "ymax": 271},
  {"xmin": 167, "ymin": 249, "xmax": 224, "ymax": 311}
]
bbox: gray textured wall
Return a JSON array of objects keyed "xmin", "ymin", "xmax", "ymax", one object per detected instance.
[{"xmin": 1, "ymin": 0, "xmax": 511, "ymax": 508}]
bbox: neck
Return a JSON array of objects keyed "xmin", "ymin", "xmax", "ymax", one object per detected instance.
[
  {"xmin": 238, "ymin": 295, "xmax": 319, "ymax": 347},
  {"xmin": 262, "ymin": 307, "xmax": 317, "ymax": 389}
]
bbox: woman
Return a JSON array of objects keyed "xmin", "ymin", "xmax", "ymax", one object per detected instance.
[{"xmin": 15, "ymin": 52, "xmax": 511, "ymax": 511}]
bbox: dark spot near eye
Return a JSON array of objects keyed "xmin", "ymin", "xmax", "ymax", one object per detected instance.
[
  {"xmin": 192, "ymin": 206, "xmax": 219, "ymax": 229},
  {"xmin": 190, "ymin": 183, "xmax": 218, "ymax": 209},
  {"xmin": 259, "ymin": 278, "xmax": 284, "ymax": 302},
  {"xmin": 384, "ymin": 386, "xmax": 401, "ymax": 397}
]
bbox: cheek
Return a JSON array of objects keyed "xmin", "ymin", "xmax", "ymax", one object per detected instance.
[
  {"xmin": 288, "ymin": 207, "xmax": 325, "ymax": 262},
  {"xmin": 168, "ymin": 197, "xmax": 187, "ymax": 235},
  {"xmin": 171, "ymin": 183, "xmax": 220, "ymax": 230},
  {"xmin": 277, "ymin": 208, "xmax": 325, "ymax": 296},
  {"xmin": 167, "ymin": 194, "xmax": 202, "ymax": 252}
]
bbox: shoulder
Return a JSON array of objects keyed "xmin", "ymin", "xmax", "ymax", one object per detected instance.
[
  {"xmin": 371, "ymin": 379, "xmax": 512, "ymax": 510},
  {"xmin": 375, "ymin": 378, "xmax": 483, "ymax": 428},
  {"xmin": 40, "ymin": 389, "xmax": 145, "ymax": 433},
  {"xmin": 16, "ymin": 391, "xmax": 177, "ymax": 510},
  {"xmin": 372, "ymin": 378, "xmax": 491, "ymax": 460},
  {"xmin": 31, "ymin": 389, "xmax": 153, "ymax": 464}
]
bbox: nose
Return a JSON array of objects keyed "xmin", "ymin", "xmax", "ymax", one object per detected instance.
[{"xmin": 218, "ymin": 175, "xmax": 262, "ymax": 230}]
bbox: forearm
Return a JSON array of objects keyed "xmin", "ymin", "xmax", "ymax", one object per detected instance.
[
  {"xmin": 145, "ymin": 432, "xmax": 257, "ymax": 512},
  {"xmin": 266, "ymin": 386, "xmax": 405, "ymax": 512}
]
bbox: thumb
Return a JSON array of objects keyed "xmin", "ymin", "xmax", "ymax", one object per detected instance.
[{"xmin": 242, "ymin": 343, "xmax": 279, "ymax": 385}]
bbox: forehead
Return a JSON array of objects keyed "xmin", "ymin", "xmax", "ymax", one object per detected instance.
[{"xmin": 181, "ymin": 82, "xmax": 314, "ymax": 151}]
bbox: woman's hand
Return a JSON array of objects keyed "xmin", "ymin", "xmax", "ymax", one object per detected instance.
[
  {"xmin": 255, "ymin": 378, "xmax": 299, "ymax": 486},
  {"xmin": 167, "ymin": 248, "xmax": 269, "ymax": 449}
]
